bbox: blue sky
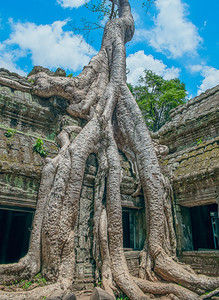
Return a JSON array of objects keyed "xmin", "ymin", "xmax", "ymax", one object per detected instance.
[{"xmin": 0, "ymin": 0, "xmax": 218, "ymax": 97}]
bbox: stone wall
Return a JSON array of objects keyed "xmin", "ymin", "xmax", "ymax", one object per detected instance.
[
  {"xmin": 162, "ymin": 137, "xmax": 219, "ymax": 207},
  {"xmin": 158, "ymin": 85, "xmax": 219, "ymax": 153},
  {"xmin": 73, "ymin": 154, "xmax": 96, "ymax": 290},
  {"xmin": 158, "ymin": 85, "xmax": 219, "ymax": 275},
  {"xmin": 181, "ymin": 251, "xmax": 219, "ymax": 276},
  {"xmin": 0, "ymin": 126, "xmax": 57, "ymax": 209}
]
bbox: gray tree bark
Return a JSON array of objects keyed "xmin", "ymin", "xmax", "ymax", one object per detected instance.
[{"xmin": 0, "ymin": 0, "xmax": 218, "ymax": 299}]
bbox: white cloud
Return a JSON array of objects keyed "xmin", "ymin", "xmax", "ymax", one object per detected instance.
[
  {"xmin": 132, "ymin": 29, "xmax": 150, "ymax": 44},
  {"xmin": 146, "ymin": 0, "xmax": 202, "ymax": 58},
  {"xmin": 127, "ymin": 50, "xmax": 180, "ymax": 85},
  {"xmin": 132, "ymin": 11, "xmax": 141, "ymax": 26},
  {"xmin": 189, "ymin": 64, "xmax": 219, "ymax": 95},
  {"xmin": 100, "ymin": 15, "xmax": 108, "ymax": 27},
  {"xmin": 0, "ymin": 43, "xmax": 4, "ymax": 51},
  {"xmin": 56, "ymin": 0, "xmax": 88, "ymax": 9},
  {"xmin": 198, "ymin": 67, "xmax": 219, "ymax": 94},
  {"xmin": 189, "ymin": 64, "xmax": 203, "ymax": 73},
  {"xmin": 4, "ymin": 19, "xmax": 96, "ymax": 72},
  {"xmin": 0, "ymin": 43, "xmax": 26, "ymax": 75}
]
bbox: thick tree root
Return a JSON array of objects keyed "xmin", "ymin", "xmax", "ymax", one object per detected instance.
[
  {"xmin": 155, "ymin": 251, "xmax": 219, "ymax": 294},
  {"xmin": 0, "ymin": 281, "xmax": 73, "ymax": 300},
  {"xmin": 102, "ymin": 123, "xmax": 148, "ymax": 300},
  {"xmin": 133, "ymin": 277, "xmax": 199, "ymax": 300}
]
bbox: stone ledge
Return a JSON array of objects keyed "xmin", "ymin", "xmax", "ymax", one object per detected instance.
[{"xmin": 182, "ymin": 250, "xmax": 219, "ymax": 257}]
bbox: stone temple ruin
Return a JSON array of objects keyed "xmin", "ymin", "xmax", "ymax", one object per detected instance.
[{"xmin": 0, "ymin": 67, "xmax": 218, "ymax": 290}]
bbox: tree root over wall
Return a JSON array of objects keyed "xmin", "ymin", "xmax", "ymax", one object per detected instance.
[{"xmin": 0, "ymin": 0, "xmax": 218, "ymax": 299}]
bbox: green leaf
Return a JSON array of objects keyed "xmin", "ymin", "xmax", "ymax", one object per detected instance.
[
  {"xmin": 33, "ymin": 138, "xmax": 48, "ymax": 157},
  {"xmin": 129, "ymin": 69, "xmax": 187, "ymax": 132}
]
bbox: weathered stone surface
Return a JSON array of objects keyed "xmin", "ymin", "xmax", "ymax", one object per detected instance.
[
  {"xmin": 90, "ymin": 287, "xmax": 114, "ymax": 300},
  {"xmin": 180, "ymin": 251, "xmax": 219, "ymax": 276},
  {"xmin": 0, "ymin": 126, "xmax": 59, "ymax": 208},
  {"xmin": 62, "ymin": 293, "xmax": 76, "ymax": 300},
  {"xmin": 158, "ymin": 85, "xmax": 219, "ymax": 152},
  {"xmin": 161, "ymin": 137, "xmax": 219, "ymax": 207},
  {"xmin": 125, "ymin": 251, "xmax": 141, "ymax": 277},
  {"xmin": 157, "ymin": 85, "xmax": 219, "ymax": 275}
]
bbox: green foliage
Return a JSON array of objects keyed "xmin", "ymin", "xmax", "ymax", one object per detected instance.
[
  {"xmin": 94, "ymin": 279, "xmax": 102, "ymax": 287},
  {"xmin": 33, "ymin": 138, "xmax": 48, "ymax": 157},
  {"xmin": 196, "ymin": 137, "xmax": 203, "ymax": 145},
  {"xmin": 67, "ymin": 73, "xmax": 73, "ymax": 77},
  {"xmin": 28, "ymin": 79, "xmax": 35, "ymax": 84},
  {"xmin": 34, "ymin": 273, "xmax": 47, "ymax": 285},
  {"xmin": 129, "ymin": 70, "xmax": 187, "ymax": 132},
  {"xmin": 4, "ymin": 129, "xmax": 16, "ymax": 138},
  {"xmin": 84, "ymin": 0, "xmax": 117, "ymax": 21},
  {"xmin": 116, "ymin": 292, "xmax": 129, "ymax": 300},
  {"xmin": 22, "ymin": 281, "xmax": 32, "ymax": 289},
  {"xmin": 46, "ymin": 132, "xmax": 56, "ymax": 141},
  {"xmin": 20, "ymin": 273, "xmax": 47, "ymax": 289},
  {"xmin": 6, "ymin": 273, "xmax": 47, "ymax": 291}
]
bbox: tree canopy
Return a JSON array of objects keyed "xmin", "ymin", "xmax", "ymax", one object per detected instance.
[{"xmin": 129, "ymin": 70, "xmax": 187, "ymax": 132}]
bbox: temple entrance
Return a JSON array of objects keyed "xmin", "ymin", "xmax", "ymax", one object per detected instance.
[
  {"xmin": 122, "ymin": 208, "xmax": 146, "ymax": 250},
  {"xmin": 122, "ymin": 210, "xmax": 136, "ymax": 249},
  {"xmin": 190, "ymin": 203, "xmax": 218, "ymax": 250},
  {"xmin": 0, "ymin": 207, "xmax": 34, "ymax": 264}
]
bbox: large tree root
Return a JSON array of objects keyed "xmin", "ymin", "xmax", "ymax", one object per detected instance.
[
  {"xmin": 133, "ymin": 277, "xmax": 199, "ymax": 300},
  {"xmin": 155, "ymin": 251, "xmax": 219, "ymax": 294},
  {"xmin": 104, "ymin": 122, "xmax": 148, "ymax": 300},
  {"xmin": 0, "ymin": 0, "xmax": 219, "ymax": 299}
]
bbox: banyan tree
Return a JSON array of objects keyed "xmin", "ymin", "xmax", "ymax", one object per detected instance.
[{"xmin": 0, "ymin": 0, "xmax": 218, "ymax": 299}]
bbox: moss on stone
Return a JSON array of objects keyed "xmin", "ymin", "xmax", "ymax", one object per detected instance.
[{"xmin": 172, "ymin": 143, "xmax": 219, "ymax": 179}]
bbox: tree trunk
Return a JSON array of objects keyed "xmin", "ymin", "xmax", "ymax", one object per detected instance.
[{"xmin": 0, "ymin": 0, "xmax": 218, "ymax": 299}]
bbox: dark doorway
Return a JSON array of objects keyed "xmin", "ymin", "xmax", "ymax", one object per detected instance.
[
  {"xmin": 190, "ymin": 204, "xmax": 218, "ymax": 250},
  {"xmin": 123, "ymin": 211, "xmax": 131, "ymax": 248},
  {"xmin": 0, "ymin": 208, "xmax": 34, "ymax": 264},
  {"xmin": 122, "ymin": 210, "xmax": 136, "ymax": 249}
]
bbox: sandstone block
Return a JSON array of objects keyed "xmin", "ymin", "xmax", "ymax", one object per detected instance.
[{"xmin": 90, "ymin": 287, "xmax": 114, "ymax": 300}]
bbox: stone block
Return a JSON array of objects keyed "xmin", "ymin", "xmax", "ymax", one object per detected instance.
[
  {"xmin": 79, "ymin": 236, "xmax": 86, "ymax": 248},
  {"xmin": 90, "ymin": 287, "xmax": 114, "ymax": 300},
  {"xmin": 76, "ymin": 248, "xmax": 90, "ymax": 263},
  {"xmin": 76, "ymin": 263, "xmax": 84, "ymax": 277},
  {"xmin": 88, "ymin": 166, "xmax": 97, "ymax": 176},
  {"xmin": 62, "ymin": 293, "xmax": 76, "ymax": 300},
  {"xmin": 24, "ymin": 92, "xmax": 32, "ymax": 102},
  {"xmin": 0, "ymin": 86, "xmax": 12, "ymax": 96}
]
